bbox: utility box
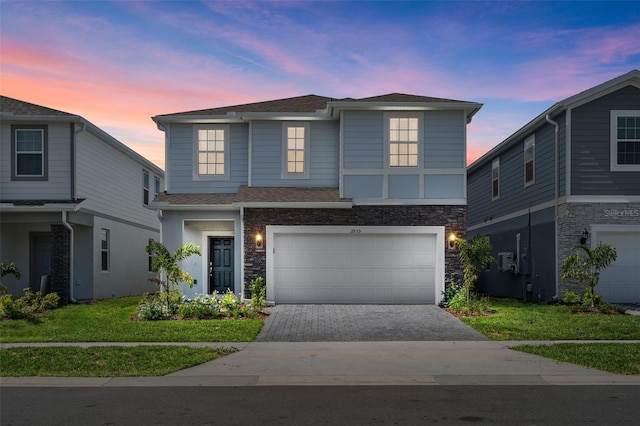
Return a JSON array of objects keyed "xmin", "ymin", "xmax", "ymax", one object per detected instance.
[{"xmin": 498, "ymin": 252, "xmax": 515, "ymax": 272}]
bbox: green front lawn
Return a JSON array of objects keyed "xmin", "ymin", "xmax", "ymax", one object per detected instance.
[
  {"xmin": 0, "ymin": 296, "xmax": 263, "ymax": 343},
  {"xmin": 0, "ymin": 346, "xmax": 235, "ymax": 377},
  {"xmin": 459, "ymin": 298, "xmax": 640, "ymax": 340},
  {"xmin": 513, "ymin": 343, "xmax": 640, "ymax": 375}
]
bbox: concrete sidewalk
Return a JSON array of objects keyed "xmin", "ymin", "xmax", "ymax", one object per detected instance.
[{"xmin": 3, "ymin": 341, "xmax": 640, "ymax": 387}]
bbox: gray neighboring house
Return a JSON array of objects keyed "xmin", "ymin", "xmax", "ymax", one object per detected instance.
[
  {"xmin": 467, "ymin": 70, "xmax": 640, "ymax": 304},
  {"xmin": 151, "ymin": 94, "xmax": 482, "ymax": 304},
  {"xmin": 1, "ymin": 96, "xmax": 164, "ymax": 303}
]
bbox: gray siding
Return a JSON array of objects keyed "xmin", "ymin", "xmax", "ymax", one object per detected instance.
[
  {"xmin": 167, "ymin": 123, "xmax": 248, "ymax": 193},
  {"xmin": 0, "ymin": 121, "xmax": 72, "ymax": 200},
  {"xmin": 467, "ymin": 116, "xmax": 564, "ymax": 227},
  {"xmin": 425, "ymin": 110, "xmax": 465, "ymax": 168},
  {"xmin": 251, "ymin": 120, "xmax": 339, "ymax": 187},
  {"xmin": 75, "ymin": 129, "xmax": 161, "ymax": 229},
  {"xmin": 571, "ymin": 85, "xmax": 640, "ymax": 195},
  {"xmin": 342, "ymin": 111, "xmax": 384, "ymax": 169}
]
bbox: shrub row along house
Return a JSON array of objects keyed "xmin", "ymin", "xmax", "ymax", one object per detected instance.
[
  {"xmin": 0, "ymin": 96, "xmax": 163, "ymax": 302},
  {"xmin": 150, "ymin": 94, "xmax": 482, "ymax": 304},
  {"xmin": 467, "ymin": 70, "xmax": 640, "ymax": 304}
]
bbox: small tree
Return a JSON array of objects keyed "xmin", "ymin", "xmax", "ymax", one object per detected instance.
[
  {"xmin": 0, "ymin": 261, "xmax": 21, "ymax": 294},
  {"xmin": 561, "ymin": 243, "xmax": 617, "ymax": 309},
  {"xmin": 145, "ymin": 241, "xmax": 201, "ymax": 311},
  {"xmin": 455, "ymin": 235, "xmax": 495, "ymax": 306}
]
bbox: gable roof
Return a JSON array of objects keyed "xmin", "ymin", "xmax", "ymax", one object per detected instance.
[
  {"xmin": 1, "ymin": 95, "xmax": 76, "ymax": 117},
  {"xmin": 468, "ymin": 69, "xmax": 640, "ymax": 173},
  {"xmin": 153, "ymin": 93, "xmax": 482, "ymax": 124},
  {"xmin": 1, "ymin": 95, "xmax": 164, "ymax": 176}
]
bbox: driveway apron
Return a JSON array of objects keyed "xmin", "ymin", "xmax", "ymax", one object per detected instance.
[{"xmin": 255, "ymin": 305, "xmax": 488, "ymax": 342}]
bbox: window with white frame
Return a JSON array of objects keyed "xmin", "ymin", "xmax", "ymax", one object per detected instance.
[
  {"xmin": 282, "ymin": 122, "xmax": 310, "ymax": 179},
  {"xmin": 194, "ymin": 125, "xmax": 229, "ymax": 179},
  {"xmin": 143, "ymin": 170, "xmax": 150, "ymax": 205},
  {"xmin": 154, "ymin": 176, "xmax": 160, "ymax": 197},
  {"xmin": 101, "ymin": 229, "xmax": 110, "ymax": 272},
  {"xmin": 611, "ymin": 110, "xmax": 640, "ymax": 171},
  {"xmin": 389, "ymin": 117, "xmax": 419, "ymax": 167},
  {"xmin": 524, "ymin": 135, "xmax": 535, "ymax": 186},
  {"xmin": 492, "ymin": 158, "xmax": 500, "ymax": 200},
  {"xmin": 12, "ymin": 125, "xmax": 47, "ymax": 180}
]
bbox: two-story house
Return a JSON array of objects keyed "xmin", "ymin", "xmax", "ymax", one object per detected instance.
[
  {"xmin": 0, "ymin": 96, "xmax": 164, "ymax": 303},
  {"xmin": 467, "ymin": 70, "xmax": 640, "ymax": 304},
  {"xmin": 151, "ymin": 94, "xmax": 482, "ymax": 304}
]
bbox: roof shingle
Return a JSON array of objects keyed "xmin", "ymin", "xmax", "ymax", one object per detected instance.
[{"xmin": 0, "ymin": 96, "xmax": 75, "ymax": 117}]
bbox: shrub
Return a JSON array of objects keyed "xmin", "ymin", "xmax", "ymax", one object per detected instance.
[
  {"xmin": 0, "ymin": 287, "xmax": 59, "ymax": 319},
  {"xmin": 563, "ymin": 291, "xmax": 582, "ymax": 305},
  {"xmin": 220, "ymin": 290, "xmax": 240, "ymax": 319},
  {"xmin": 138, "ymin": 292, "xmax": 171, "ymax": 320},
  {"xmin": 445, "ymin": 286, "xmax": 491, "ymax": 316},
  {"xmin": 249, "ymin": 276, "xmax": 266, "ymax": 312},
  {"xmin": 178, "ymin": 293, "xmax": 220, "ymax": 319}
]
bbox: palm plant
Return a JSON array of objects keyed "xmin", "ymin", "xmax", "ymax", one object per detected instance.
[
  {"xmin": 455, "ymin": 235, "xmax": 495, "ymax": 305},
  {"xmin": 561, "ymin": 243, "xmax": 617, "ymax": 309}
]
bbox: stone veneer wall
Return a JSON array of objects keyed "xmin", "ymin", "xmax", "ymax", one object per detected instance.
[
  {"xmin": 557, "ymin": 201, "xmax": 640, "ymax": 297},
  {"xmin": 242, "ymin": 205, "xmax": 466, "ymax": 299},
  {"xmin": 50, "ymin": 224, "xmax": 70, "ymax": 304}
]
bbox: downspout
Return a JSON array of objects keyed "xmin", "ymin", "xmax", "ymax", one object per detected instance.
[
  {"xmin": 545, "ymin": 114, "xmax": 560, "ymax": 300},
  {"xmin": 61, "ymin": 211, "xmax": 76, "ymax": 303},
  {"xmin": 240, "ymin": 206, "xmax": 245, "ymax": 301}
]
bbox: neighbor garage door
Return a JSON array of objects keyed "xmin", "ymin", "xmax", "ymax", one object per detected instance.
[
  {"xmin": 267, "ymin": 226, "xmax": 443, "ymax": 304},
  {"xmin": 595, "ymin": 229, "xmax": 640, "ymax": 304}
]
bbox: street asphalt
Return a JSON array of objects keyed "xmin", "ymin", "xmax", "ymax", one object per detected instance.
[{"xmin": 2, "ymin": 304, "xmax": 640, "ymax": 387}]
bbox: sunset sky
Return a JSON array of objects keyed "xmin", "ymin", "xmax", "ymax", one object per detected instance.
[{"xmin": 2, "ymin": 0, "xmax": 639, "ymax": 169}]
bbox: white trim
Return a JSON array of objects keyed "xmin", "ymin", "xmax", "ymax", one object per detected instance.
[
  {"xmin": 281, "ymin": 122, "xmax": 310, "ymax": 179},
  {"xmin": 610, "ymin": 110, "xmax": 640, "ymax": 172},
  {"xmin": 192, "ymin": 124, "xmax": 230, "ymax": 181},
  {"xmin": 265, "ymin": 225, "xmax": 445, "ymax": 305},
  {"xmin": 234, "ymin": 202, "xmax": 353, "ymax": 209},
  {"xmin": 467, "ymin": 198, "xmax": 560, "ymax": 232},
  {"xmin": 352, "ymin": 198, "xmax": 466, "ymax": 206},
  {"xmin": 524, "ymin": 134, "xmax": 535, "ymax": 187},
  {"xmin": 565, "ymin": 112, "xmax": 571, "ymax": 197},
  {"xmin": 491, "ymin": 158, "xmax": 500, "ymax": 200},
  {"xmin": 567, "ymin": 195, "xmax": 640, "ymax": 203},
  {"xmin": 248, "ymin": 121, "xmax": 253, "ymax": 187},
  {"xmin": 339, "ymin": 110, "xmax": 344, "ymax": 198}
]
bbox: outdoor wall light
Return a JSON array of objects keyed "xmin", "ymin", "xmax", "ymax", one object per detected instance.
[
  {"xmin": 255, "ymin": 233, "xmax": 264, "ymax": 250},
  {"xmin": 580, "ymin": 228, "xmax": 589, "ymax": 245},
  {"xmin": 448, "ymin": 233, "xmax": 458, "ymax": 251}
]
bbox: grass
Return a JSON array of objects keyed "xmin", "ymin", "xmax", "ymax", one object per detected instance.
[
  {"xmin": 0, "ymin": 296, "xmax": 263, "ymax": 343},
  {"xmin": 458, "ymin": 298, "xmax": 640, "ymax": 340},
  {"xmin": 0, "ymin": 346, "xmax": 236, "ymax": 377},
  {"xmin": 513, "ymin": 343, "xmax": 640, "ymax": 375}
]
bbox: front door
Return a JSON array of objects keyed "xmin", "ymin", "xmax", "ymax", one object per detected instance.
[
  {"xmin": 209, "ymin": 237, "xmax": 234, "ymax": 294},
  {"xmin": 30, "ymin": 233, "xmax": 51, "ymax": 292}
]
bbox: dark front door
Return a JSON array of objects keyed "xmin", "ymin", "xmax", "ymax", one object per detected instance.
[
  {"xmin": 30, "ymin": 233, "xmax": 51, "ymax": 292},
  {"xmin": 209, "ymin": 237, "xmax": 234, "ymax": 294}
]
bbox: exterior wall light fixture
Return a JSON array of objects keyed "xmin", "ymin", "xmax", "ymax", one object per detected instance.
[
  {"xmin": 580, "ymin": 228, "xmax": 589, "ymax": 245},
  {"xmin": 255, "ymin": 233, "xmax": 264, "ymax": 250},
  {"xmin": 448, "ymin": 233, "xmax": 458, "ymax": 251}
]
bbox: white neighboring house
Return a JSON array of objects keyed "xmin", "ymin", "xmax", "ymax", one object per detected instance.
[{"xmin": 0, "ymin": 96, "xmax": 164, "ymax": 302}]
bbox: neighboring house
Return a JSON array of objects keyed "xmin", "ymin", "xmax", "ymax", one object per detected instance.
[
  {"xmin": 0, "ymin": 96, "xmax": 164, "ymax": 303},
  {"xmin": 151, "ymin": 94, "xmax": 482, "ymax": 304},
  {"xmin": 467, "ymin": 70, "xmax": 640, "ymax": 304}
]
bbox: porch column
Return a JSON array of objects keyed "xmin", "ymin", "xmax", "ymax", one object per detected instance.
[{"xmin": 50, "ymin": 224, "xmax": 70, "ymax": 304}]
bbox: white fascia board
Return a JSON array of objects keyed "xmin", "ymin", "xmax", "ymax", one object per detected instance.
[
  {"xmin": 351, "ymin": 198, "xmax": 467, "ymax": 206},
  {"xmin": 328, "ymin": 101, "xmax": 483, "ymax": 118},
  {"xmin": 237, "ymin": 112, "xmax": 331, "ymax": 121},
  {"xmin": 233, "ymin": 202, "xmax": 353, "ymax": 209},
  {"xmin": 152, "ymin": 115, "xmax": 245, "ymax": 124},
  {"xmin": 567, "ymin": 195, "xmax": 640, "ymax": 203},
  {"xmin": 0, "ymin": 114, "xmax": 82, "ymax": 123},
  {"xmin": 149, "ymin": 204, "xmax": 238, "ymax": 211},
  {"xmin": 0, "ymin": 204, "xmax": 77, "ymax": 213}
]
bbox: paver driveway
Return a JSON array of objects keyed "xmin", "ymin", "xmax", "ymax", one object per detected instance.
[{"xmin": 255, "ymin": 305, "xmax": 488, "ymax": 342}]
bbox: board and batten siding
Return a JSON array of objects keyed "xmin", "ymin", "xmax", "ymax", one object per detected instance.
[
  {"xmin": 75, "ymin": 129, "xmax": 160, "ymax": 229},
  {"xmin": 0, "ymin": 121, "xmax": 72, "ymax": 200},
  {"xmin": 570, "ymin": 85, "xmax": 640, "ymax": 196},
  {"xmin": 167, "ymin": 123, "xmax": 248, "ymax": 194},
  {"xmin": 424, "ymin": 110, "xmax": 465, "ymax": 168}
]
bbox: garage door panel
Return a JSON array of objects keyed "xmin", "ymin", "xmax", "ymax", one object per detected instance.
[{"xmin": 272, "ymin": 230, "xmax": 439, "ymax": 304}]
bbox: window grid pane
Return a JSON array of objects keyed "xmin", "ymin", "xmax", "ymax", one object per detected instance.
[
  {"xmin": 616, "ymin": 116, "xmax": 640, "ymax": 165},
  {"xmin": 389, "ymin": 118, "xmax": 418, "ymax": 167},
  {"xmin": 16, "ymin": 129, "xmax": 44, "ymax": 176},
  {"xmin": 198, "ymin": 128, "xmax": 225, "ymax": 175},
  {"xmin": 287, "ymin": 126, "xmax": 305, "ymax": 174}
]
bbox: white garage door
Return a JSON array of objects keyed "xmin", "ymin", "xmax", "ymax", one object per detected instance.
[
  {"xmin": 596, "ymin": 230, "xmax": 640, "ymax": 304},
  {"xmin": 267, "ymin": 226, "xmax": 443, "ymax": 304}
]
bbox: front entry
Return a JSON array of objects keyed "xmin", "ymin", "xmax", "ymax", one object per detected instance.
[
  {"xmin": 209, "ymin": 237, "xmax": 234, "ymax": 294},
  {"xmin": 30, "ymin": 233, "xmax": 51, "ymax": 292}
]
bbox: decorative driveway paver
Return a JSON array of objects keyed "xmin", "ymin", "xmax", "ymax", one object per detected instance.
[{"xmin": 255, "ymin": 305, "xmax": 488, "ymax": 342}]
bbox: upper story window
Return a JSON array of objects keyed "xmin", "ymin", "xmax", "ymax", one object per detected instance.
[
  {"xmin": 11, "ymin": 125, "xmax": 48, "ymax": 181},
  {"xmin": 193, "ymin": 125, "xmax": 230, "ymax": 180},
  {"xmin": 611, "ymin": 110, "xmax": 640, "ymax": 171},
  {"xmin": 101, "ymin": 229, "xmax": 110, "ymax": 272},
  {"xmin": 154, "ymin": 176, "xmax": 160, "ymax": 197},
  {"xmin": 282, "ymin": 122, "xmax": 310, "ymax": 179},
  {"xmin": 524, "ymin": 135, "xmax": 535, "ymax": 186},
  {"xmin": 492, "ymin": 158, "xmax": 500, "ymax": 200},
  {"xmin": 389, "ymin": 117, "xmax": 418, "ymax": 167},
  {"xmin": 143, "ymin": 170, "xmax": 150, "ymax": 205}
]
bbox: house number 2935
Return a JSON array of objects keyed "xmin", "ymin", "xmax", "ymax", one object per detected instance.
[{"xmin": 350, "ymin": 229, "xmax": 361, "ymax": 234}]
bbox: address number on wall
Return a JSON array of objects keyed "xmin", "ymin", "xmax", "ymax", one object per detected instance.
[{"xmin": 350, "ymin": 229, "xmax": 362, "ymax": 234}]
